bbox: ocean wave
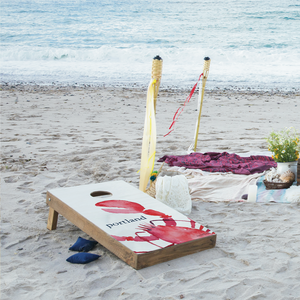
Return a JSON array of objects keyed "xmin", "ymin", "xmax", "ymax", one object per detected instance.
[
  {"xmin": 1, "ymin": 45, "xmax": 299, "ymax": 63},
  {"xmin": 1, "ymin": 45, "xmax": 299, "ymax": 90},
  {"xmin": 1, "ymin": 0, "xmax": 299, "ymax": 89}
]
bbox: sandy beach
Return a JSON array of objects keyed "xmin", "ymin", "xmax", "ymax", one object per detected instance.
[{"xmin": 1, "ymin": 84, "xmax": 300, "ymax": 300}]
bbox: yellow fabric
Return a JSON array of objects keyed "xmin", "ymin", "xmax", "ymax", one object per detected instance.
[{"xmin": 139, "ymin": 79, "xmax": 157, "ymax": 192}]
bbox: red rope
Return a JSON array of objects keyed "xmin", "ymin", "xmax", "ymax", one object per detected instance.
[{"xmin": 164, "ymin": 73, "xmax": 203, "ymax": 137}]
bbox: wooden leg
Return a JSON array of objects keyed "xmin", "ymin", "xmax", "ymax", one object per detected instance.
[{"xmin": 47, "ymin": 207, "xmax": 58, "ymax": 230}]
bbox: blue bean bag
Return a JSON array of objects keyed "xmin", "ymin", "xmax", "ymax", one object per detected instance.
[
  {"xmin": 69, "ymin": 237, "xmax": 98, "ymax": 252},
  {"xmin": 66, "ymin": 253, "xmax": 101, "ymax": 264}
]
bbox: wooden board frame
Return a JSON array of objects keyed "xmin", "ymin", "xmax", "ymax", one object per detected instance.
[{"xmin": 46, "ymin": 181, "xmax": 216, "ymax": 269}]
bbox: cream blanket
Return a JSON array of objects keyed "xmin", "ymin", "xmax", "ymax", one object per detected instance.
[{"xmin": 164, "ymin": 167, "xmax": 264, "ymax": 202}]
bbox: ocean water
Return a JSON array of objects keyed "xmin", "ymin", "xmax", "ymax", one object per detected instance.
[{"xmin": 1, "ymin": 0, "xmax": 300, "ymax": 90}]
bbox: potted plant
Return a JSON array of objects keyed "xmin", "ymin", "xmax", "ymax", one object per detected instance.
[{"xmin": 265, "ymin": 127, "xmax": 300, "ymax": 180}]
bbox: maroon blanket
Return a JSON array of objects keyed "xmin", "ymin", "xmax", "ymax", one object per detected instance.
[{"xmin": 158, "ymin": 152, "xmax": 276, "ymax": 175}]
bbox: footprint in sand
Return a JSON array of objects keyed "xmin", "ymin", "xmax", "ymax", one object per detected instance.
[{"xmin": 4, "ymin": 176, "xmax": 19, "ymax": 183}]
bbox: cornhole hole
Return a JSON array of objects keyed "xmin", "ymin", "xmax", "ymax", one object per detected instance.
[{"xmin": 46, "ymin": 180, "xmax": 216, "ymax": 269}]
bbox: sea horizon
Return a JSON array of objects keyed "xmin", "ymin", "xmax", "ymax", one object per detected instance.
[{"xmin": 1, "ymin": 0, "xmax": 299, "ymax": 91}]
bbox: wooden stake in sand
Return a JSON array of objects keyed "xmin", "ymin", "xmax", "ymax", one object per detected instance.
[
  {"xmin": 139, "ymin": 56, "xmax": 163, "ymax": 192},
  {"xmin": 193, "ymin": 57, "xmax": 211, "ymax": 152}
]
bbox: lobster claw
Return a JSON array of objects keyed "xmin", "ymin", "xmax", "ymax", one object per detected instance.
[
  {"xmin": 95, "ymin": 200, "xmax": 145, "ymax": 214},
  {"xmin": 95, "ymin": 200, "xmax": 172, "ymax": 218}
]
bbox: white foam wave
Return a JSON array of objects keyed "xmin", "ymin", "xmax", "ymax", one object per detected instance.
[{"xmin": 1, "ymin": 46, "xmax": 299, "ymax": 89}]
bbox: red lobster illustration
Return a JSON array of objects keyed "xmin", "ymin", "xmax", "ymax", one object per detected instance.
[
  {"xmin": 95, "ymin": 200, "xmax": 171, "ymax": 218},
  {"xmin": 96, "ymin": 200, "xmax": 215, "ymax": 252}
]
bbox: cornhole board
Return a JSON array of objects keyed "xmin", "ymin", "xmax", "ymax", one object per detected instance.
[{"xmin": 46, "ymin": 180, "xmax": 216, "ymax": 269}]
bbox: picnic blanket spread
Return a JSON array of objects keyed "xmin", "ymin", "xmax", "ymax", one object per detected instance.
[
  {"xmin": 256, "ymin": 175, "xmax": 287, "ymax": 203},
  {"xmin": 158, "ymin": 152, "xmax": 276, "ymax": 175}
]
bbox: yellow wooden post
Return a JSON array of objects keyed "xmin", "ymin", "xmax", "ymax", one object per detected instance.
[
  {"xmin": 152, "ymin": 55, "xmax": 163, "ymax": 114},
  {"xmin": 194, "ymin": 57, "xmax": 211, "ymax": 152},
  {"xmin": 139, "ymin": 56, "xmax": 163, "ymax": 192}
]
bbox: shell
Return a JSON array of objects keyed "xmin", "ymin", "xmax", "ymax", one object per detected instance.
[
  {"xmin": 265, "ymin": 167, "xmax": 281, "ymax": 182},
  {"xmin": 280, "ymin": 170, "xmax": 295, "ymax": 183}
]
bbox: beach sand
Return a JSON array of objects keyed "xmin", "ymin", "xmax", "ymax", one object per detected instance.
[{"xmin": 1, "ymin": 84, "xmax": 300, "ymax": 299}]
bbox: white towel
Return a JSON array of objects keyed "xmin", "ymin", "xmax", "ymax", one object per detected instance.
[
  {"xmin": 284, "ymin": 186, "xmax": 300, "ymax": 203},
  {"xmin": 156, "ymin": 175, "xmax": 192, "ymax": 215}
]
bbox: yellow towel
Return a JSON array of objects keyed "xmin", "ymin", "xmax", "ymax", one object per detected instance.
[{"xmin": 139, "ymin": 79, "xmax": 157, "ymax": 192}]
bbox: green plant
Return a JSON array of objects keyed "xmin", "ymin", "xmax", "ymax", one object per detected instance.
[{"xmin": 265, "ymin": 127, "xmax": 300, "ymax": 162}]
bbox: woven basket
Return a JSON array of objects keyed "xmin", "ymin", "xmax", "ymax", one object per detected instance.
[
  {"xmin": 263, "ymin": 180, "xmax": 293, "ymax": 190},
  {"xmin": 145, "ymin": 163, "xmax": 164, "ymax": 198}
]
